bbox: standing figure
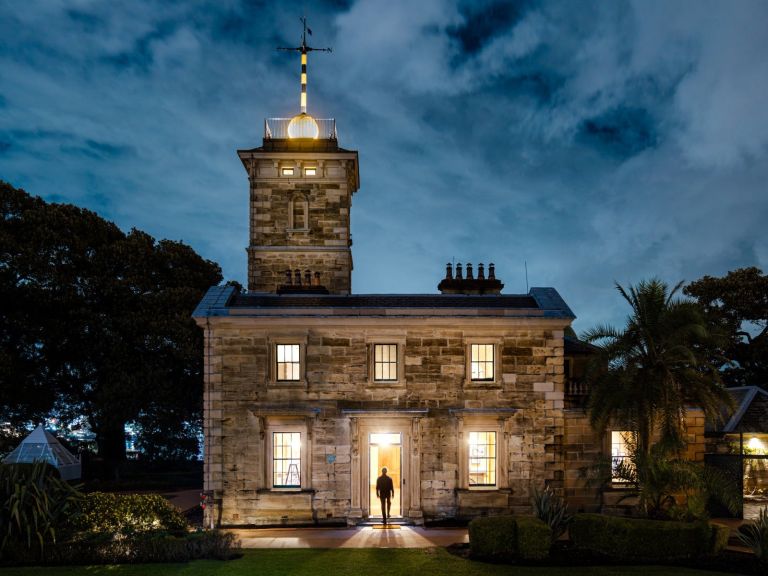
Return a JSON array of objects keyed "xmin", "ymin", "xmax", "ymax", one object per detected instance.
[{"xmin": 375, "ymin": 466, "xmax": 395, "ymax": 524}]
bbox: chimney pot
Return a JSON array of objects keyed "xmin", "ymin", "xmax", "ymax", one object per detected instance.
[
  {"xmin": 295, "ymin": 269, "xmax": 302, "ymax": 285},
  {"xmin": 489, "ymin": 263, "xmax": 496, "ymax": 280},
  {"xmin": 304, "ymin": 270, "xmax": 312, "ymax": 285},
  {"xmin": 478, "ymin": 263, "xmax": 485, "ymax": 280},
  {"xmin": 466, "ymin": 263, "xmax": 474, "ymax": 280},
  {"xmin": 456, "ymin": 263, "xmax": 463, "ymax": 280},
  {"xmin": 445, "ymin": 262, "xmax": 453, "ymax": 280},
  {"xmin": 312, "ymin": 271, "xmax": 321, "ymax": 286},
  {"xmin": 285, "ymin": 269, "xmax": 293, "ymax": 285}
]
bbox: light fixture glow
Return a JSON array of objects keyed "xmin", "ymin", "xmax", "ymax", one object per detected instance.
[
  {"xmin": 287, "ymin": 113, "xmax": 319, "ymax": 139},
  {"xmin": 748, "ymin": 437, "xmax": 765, "ymax": 453}
]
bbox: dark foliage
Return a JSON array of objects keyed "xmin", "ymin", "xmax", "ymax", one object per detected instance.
[
  {"xmin": 468, "ymin": 515, "xmax": 550, "ymax": 560},
  {"xmin": 685, "ymin": 267, "xmax": 768, "ymax": 388},
  {"xmin": 0, "ymin": 182, "xmax": 222, "ymax": 468}
]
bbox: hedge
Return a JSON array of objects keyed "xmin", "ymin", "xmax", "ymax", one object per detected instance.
[
  {"xmin": 2, "ymin": 530, "xmax": 239, "ymax": 565},
  {"xmin": 468, "ymin": 515, "xmax": 551, "ymax": 560},
  {"xmin": 72, "ymin": 492, "xmax": 187, "ymax": 535},
  {"xmin": 570, "ymin": 513, "xmax": 728, "ymax": 561}
]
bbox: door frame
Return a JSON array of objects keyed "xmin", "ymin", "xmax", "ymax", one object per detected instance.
[
  {"xmin": 367, "ymin": 432, "xmax": 403, "ymax": 518},
  {"xmin": 348, "ymin": 413, "xmax": 424, "ymax": 522}
]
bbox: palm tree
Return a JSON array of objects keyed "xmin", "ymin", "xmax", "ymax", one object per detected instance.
[{"xmin": 582, "ymin": 279, "xmax": 733, "ymax": 458}]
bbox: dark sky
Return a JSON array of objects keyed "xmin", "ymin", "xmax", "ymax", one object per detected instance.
[{"xmin": 1, "ymin": 0, "xmax": 766, "ymax": 333}]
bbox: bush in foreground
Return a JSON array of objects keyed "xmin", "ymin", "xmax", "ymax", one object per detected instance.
[
  {"xmin": 469, "ymin": 515, "xmax": 550, "ymax": 560},
  {"xmin": 72, "ymin": 492, "xmax": 188, "ymax": 535},
  {"xmin": 570, "ymin": 513, "xmax": 728, "ymax": 562}
]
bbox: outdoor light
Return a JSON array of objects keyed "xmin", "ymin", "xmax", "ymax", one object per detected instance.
[
  {"xmin": 748, "ymin": 436, "xmax": 765, "ymax": 453},
  {"xmin": 287, "ymin": 113, "xmax": 319, "ymax": 139}
]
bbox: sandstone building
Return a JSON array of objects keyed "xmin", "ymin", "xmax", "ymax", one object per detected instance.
[{"xmin": 193, "ymin": 30, "xmax": 637, "ymax": 527}]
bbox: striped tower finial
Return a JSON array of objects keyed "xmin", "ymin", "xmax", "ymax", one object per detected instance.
[{"xmin": 278, "ymin": 16, "xmax": 332, "ymax": 116}]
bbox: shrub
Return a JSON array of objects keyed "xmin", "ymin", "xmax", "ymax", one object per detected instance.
[
  {"xmin": 72, "ymin": 492, "xmax": 187, "ymax": 536},
  {"xmin": 570, "ymin": 513, "xmax": 723, "ymax": 561},
  {"xmin": 532, "ymin": 485, "xmax": 573, "ymax": 543},
  {"xmin": 738, "ymin": 506, "xmax": 768, "ymax": 563},
  {"xmin": 469, "ymin": 515, "xmax": 550, "ymax": 560},
  {"xmin": 0, "ymin": 462, "xmax": 83, "ymax": 557}
]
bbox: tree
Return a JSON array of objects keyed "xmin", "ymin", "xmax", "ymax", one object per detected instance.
[
  {"xmin": 684, "ymin": 267, "xmax": 768, "ymax": 388},
  {"xmin": 0, "ymin": 182, "xmax": 222, "ymax": 470},
  {"xmin": 581, "ymin": 279, "xmax": 733, "ymax": 457}
]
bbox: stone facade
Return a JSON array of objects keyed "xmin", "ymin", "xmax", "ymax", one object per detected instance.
[
  {"xmin": 195, "ymin": 295, "xmax": 576, "ymax": 526},
  {"xmin": 238, "ymin": 146, "xmax": 359, "ymax": 294}
]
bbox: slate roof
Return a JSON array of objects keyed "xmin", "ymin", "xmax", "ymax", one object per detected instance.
[
  {"xmin": 192, "ymin": 285, "xmax": 575, "ymax": 320},
  {"xmin": 708, "ymin": 386, "xmax": 768, "ymax": 434}
]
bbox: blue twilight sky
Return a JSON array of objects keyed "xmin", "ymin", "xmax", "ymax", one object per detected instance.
[{"xmin": 1, "ymin": 0, "xmax": 767, "ymax": 333}]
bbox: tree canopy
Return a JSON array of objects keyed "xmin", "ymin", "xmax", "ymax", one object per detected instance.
[
  {"xmin": 0, "ymin": 181, "xmax": 222, "ymax": 467},
  {"xmin": 684, "ymin": 267, "xmax": 768, "ymax": 388},
  {"xmin": 582, "ymin": 279, "xmax": 732, "ymax": 456}
]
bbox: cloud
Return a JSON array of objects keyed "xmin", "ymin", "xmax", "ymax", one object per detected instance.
[{"xmin": 0, "ymin": 0, "xmax": 766, "ymax": 333}]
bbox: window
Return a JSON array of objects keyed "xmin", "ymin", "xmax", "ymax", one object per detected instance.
[
  {"xmin": 373, "ymin": 344, "xmax": 397, "ymax": 381},
  {"xmin": 471, "ymin": 344, "xmax": 495, "ymax": 381},
  {"xmin": 304, "ymin": 167, "xmax": 317, "ymax": 176},
  {"xmin": 276, "ymin": 344, "xmax": 300, "ymax": 381},
  {"xmin": 611, "ymin": 431, "xmax": 634, "ymax": 482},
  {"xmin": 468, "ymin": 431, "xmax": 496, "ymax": 486},
  {"xmin": 289, "ymin": 194, "xmax": 309, "ymax": 230},
  {"xmin": 281, "ymin": 167, "xmax": 295, "ymax": 176},
  {"xmin": 272, "ymin": 432, "xmax": 301, "ymax": 488}
]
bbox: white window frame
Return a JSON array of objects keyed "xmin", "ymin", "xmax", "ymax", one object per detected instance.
[
  {"xmin": 458, "ymin": 418, "xmax": 507, "ymax": 490},
  {"xmin": 268, "ymin": 335, "xmax": 308, "ymax": 388},
  {"xmin": 464, "ymin": 338, "xmax": 503, "ymax": 387},
  {"xmin": 610, "ymin": 430, "xmax": 635, "ymax": 484},
  {"xmin": 366, "ymin": 336, "xmax": 406, "ymax": 386},
  {"xmin": 266, "ymin": 418, "xmax": 310, "ymax": 491}
]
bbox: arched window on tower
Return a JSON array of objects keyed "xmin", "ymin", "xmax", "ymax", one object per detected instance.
[{"xmin": 288, "ymin": 193, "xmax": 309, "ymax": 231}]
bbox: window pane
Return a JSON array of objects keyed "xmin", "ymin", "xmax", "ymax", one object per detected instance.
[
  {"xmin": 276, "ymin": 344, "xmax": 301, "ymax": 381},
  {"xmin": 611, "ymin": 431, "xmax": 634, "ymax": 482},
  {"xmin": 273, "ymin": 432, "xmax": 301, "ymax": 487},
  {"xmin": 471, "ymin": 344, "xmax": 494, "ymax": 381},
  {"xmin": 468, "ymin": 431, "xmax": 496, "ymax": 486},
  {"xmin": 282, "ymin": 167, "xmax": 294, "ymax": 176},
  {"xmin": 373, "ymin": 344, "xmax": 397, "ymax": 381}
]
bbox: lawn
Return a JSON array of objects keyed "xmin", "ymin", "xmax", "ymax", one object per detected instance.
[{"xmin": 0, "ymin": 549, "xmax": 740, "ymax": 576}]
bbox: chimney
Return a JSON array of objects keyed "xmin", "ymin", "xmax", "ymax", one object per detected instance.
[
  {"xmin": 437, "ymin": 260, "xmax": 504, "ymax": 294},
  {"xmin": 304, "ymin": 270, "xmax": 311, "ymax": 286},
  {"xmin": 312, "ymin": 272, "xmax": 321, "ymax": 286},
  {"xmin": 294, "ymin": 269, "xmax": 302, "ymax": 286},
  {"xmin": 277, "ymin": 268, "xmax": 329, "ymax": 295},
  {"xmin": 285, "ymin": 269, "xmax": 293, "ymax": 285}
]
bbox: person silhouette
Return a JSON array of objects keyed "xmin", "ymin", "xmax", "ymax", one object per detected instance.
[{"xmin": 375, "ymin": 466, "xmax": 395, "ymax": 525}]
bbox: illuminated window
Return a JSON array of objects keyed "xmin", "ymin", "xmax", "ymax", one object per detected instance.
[
  {"xmin": 471, "ymin": 344, "xmax": 495, "ymax": 381},
  {"xmin": 276, "ymin": 344, "xmax": 300, "ymax": 381},
  {"xmin": 611, "ymin": 431, "xmax": 634, "ymax": 482},
  {"xmin": 304, "ymin": 167, "xmax": 317, "ymax": 176},
  {"xmin": 468, "ymin": 431, "xmax": 496, "ymax": 486},
  {"xmin": 272, "ymin": 432, "xmax": 301, "ymax": 488},
  {"xmin": 374, "ymin": 344, "xmax": 398, "ymax": 381},
  {"xmin": 281, "ymin": 167, "xmax": 295, "ymax": 176}
]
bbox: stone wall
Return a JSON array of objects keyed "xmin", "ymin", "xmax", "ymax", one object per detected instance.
[{"xmin": 201, "ymin": 320, "xmax": 569, "ymax": 526}]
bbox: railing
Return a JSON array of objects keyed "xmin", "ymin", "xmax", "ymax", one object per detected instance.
[
  {"xmin": 265, "ymin": 118, "xmax": 337, "ymax": 140},
  {"xmin": 565, "ymin": 378, "xmax": 590, "ymax": 409}
]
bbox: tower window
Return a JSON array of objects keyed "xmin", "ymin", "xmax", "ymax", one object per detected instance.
[
  {"xmin": 281, "ymin": 167, "xmax": 295, "ymax": 176},
  {"xmin": 289, "ymin": 194, "xmax": 309, "ymax": 230},
  {"xmin": 304, "ymin": 167, "xmax": 317, "ymax": 176}
]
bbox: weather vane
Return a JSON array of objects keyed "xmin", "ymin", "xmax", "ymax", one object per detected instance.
[{"xmin": 278, "ymin": 17, "xmax": 332, "ymax": 115}]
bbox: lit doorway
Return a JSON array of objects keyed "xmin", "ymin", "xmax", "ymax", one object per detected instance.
[{"xmin": 369, "ymin": 432, "xmax": 401, "ymax": 519}]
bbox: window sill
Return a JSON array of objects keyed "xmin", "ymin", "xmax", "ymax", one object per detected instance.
[
  {"xmin": 463, "ymin": 380, "xmax": 502, "ymax": 389},
  {"xmin": 456, "ymin": 488, "xmax": 511, "ymax": 494},
  {"xmin": 365, "ymin": 379, "xmax": 405, "ymax": 388},
  {"xmin": 286, "ymin": 228, "xmax": 310, "ymax": 234},
  {"xmin": 269, "ymin": 380, "xmax": 308, "ymax": 389},
  {"xmin": 257, "ymin": 488, "xmax": 316, "ymax": 494}
]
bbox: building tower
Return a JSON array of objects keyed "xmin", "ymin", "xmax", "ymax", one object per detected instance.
[{"xmin": 238, "ymin": 20, "xmax": 359, "ymax": 294}]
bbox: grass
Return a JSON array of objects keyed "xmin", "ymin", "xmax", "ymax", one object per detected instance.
[{"xmin": 0, "ymin": 549, "xmax": 739, "ymax": 576}]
